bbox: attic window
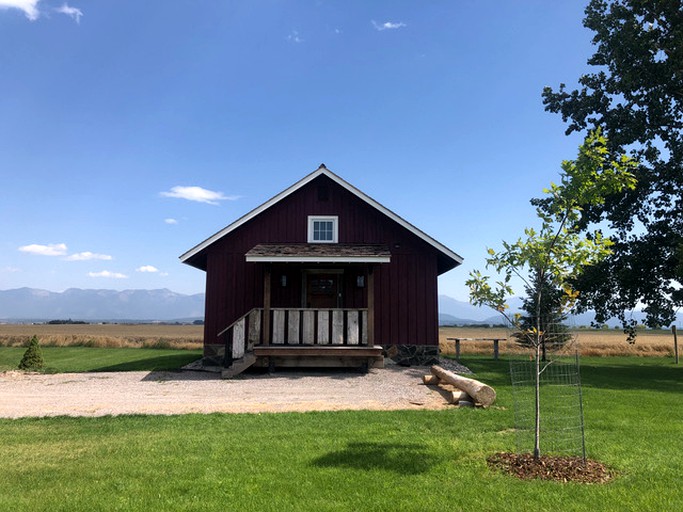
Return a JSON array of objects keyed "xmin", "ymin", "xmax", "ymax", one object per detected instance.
[{"xmin": 308, "ymin": 216, "xmax": 338, "ymax": 243}]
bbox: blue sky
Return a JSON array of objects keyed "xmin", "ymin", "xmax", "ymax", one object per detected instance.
[{"xmin": 0, "ymin": 1, "xmax": 595, "ymax": 301}]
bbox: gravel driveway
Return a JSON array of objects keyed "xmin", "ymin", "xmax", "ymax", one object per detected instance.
[{"xmin": 0, "ymin": 365, "xmax": 455, "ymax": 418}]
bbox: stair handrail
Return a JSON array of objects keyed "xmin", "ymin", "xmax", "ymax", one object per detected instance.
[{"xmin": 218, "ymin": 308, "xmax": 262, "ymax": 368}]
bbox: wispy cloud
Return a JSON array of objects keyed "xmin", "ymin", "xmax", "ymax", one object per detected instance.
[
  {"xmin": 65, "ymin": 251, "xmax": 112, "ymax": 261},
  {"xmin": 136, "ymin": 265, "xmax": 159, "ymax": 273},
  {"xmin": 372, "ymin": 20, "xmax": 407, "ymax": 31},
  {"xmin": 1, "ymin": 266, "xmax": 21, "ymax": 273},
  {"xmin": 0, "ymin": 0, "xmax": 40, "ymax": 21},
  {"xmin": 164, "ymin": 218, "xmax": 178, "ymax": 225},
  {"xmin": 18, "ymin": 243, "xmax": 68, "ymax": 256},
  {"xmin": 55, "ymin": 3, "xmax": 82, "ymax": 24},
  {"xmin": 287, "ymin": 30, "xmax": 303, "ymax": 43},
  {"xmin": 88, "ymin": 270, "xmax": 128, "ymax": 279},
  {"xmin": 160, "ymin": 186, "xmax": 238, "ymax": 205}
]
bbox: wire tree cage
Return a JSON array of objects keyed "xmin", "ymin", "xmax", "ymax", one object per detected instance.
[{"xmin": 508, "ymin": 318, "xmax": 586, "ymax": 460}]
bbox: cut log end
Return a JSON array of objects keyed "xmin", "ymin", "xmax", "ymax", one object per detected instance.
[
  {"xmin": 422, "ymin": 375, "xmax": 441, "ymax": 385},
  {"xmin": 447, "ymin": 390, "xmax": 473, "ymax": 404}
]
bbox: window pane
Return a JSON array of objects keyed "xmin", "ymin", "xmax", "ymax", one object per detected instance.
[
  {"xmin": 309, "ymin": 217, "xmax": 337, "ymax": 242},
  {"xmin": 313, "ymin": 220, "xmax": 333, "ymax": 241}
]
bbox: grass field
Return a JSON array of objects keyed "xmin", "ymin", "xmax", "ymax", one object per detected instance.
[
  {"xmin": 0, "ymin": 323, "xmax": 203, "ymax": 350},
  {"xmin": 0, "ymin": 356, "xmax": 681, "ymax": 511},
  {"xmin": 1, "ymin": 323, "xmax": 678, "ymax": 358},
  {"xmin": 440, "ymin": 326, "xmax": 679, "ymax": 358},
  {"xmin": 0, "ymin": 346, "xmax": 203, "ymax": 373}
]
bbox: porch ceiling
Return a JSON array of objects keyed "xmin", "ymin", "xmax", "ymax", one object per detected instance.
[{"xmin": 245, "ymin": 243, "xmax": 391, "ymax": 263}]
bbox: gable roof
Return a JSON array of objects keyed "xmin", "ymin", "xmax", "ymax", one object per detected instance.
[{"xmin": 180, "ymin": 165, "xmax": 463, "ymax": 270}]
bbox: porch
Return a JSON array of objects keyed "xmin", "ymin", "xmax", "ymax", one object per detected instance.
[{"xmin": 218, "ymin": 307, "xmax": 384, "ymax": 378}]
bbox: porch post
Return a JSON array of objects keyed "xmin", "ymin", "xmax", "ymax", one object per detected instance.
[
  {"xmin": 367, "ymin": 265, "xmax": 375, "ymax": 346},
  {"xmin": 263, "ymin": 264, "xmax": 271, "ymax": 346}
]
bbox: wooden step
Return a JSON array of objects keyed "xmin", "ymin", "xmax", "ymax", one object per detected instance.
[{"xmin": 221, "ymin": 353, "xmax": 257, "ymax": 379}]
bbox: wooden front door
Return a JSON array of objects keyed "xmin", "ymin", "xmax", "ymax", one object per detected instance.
[{"xmin": 305, "ymin": 272, "xmax": 342, "ymax": 308}]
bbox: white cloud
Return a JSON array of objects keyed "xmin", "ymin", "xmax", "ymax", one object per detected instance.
[
  {"xmin": 372, "ymin": 20, "xmax": 407, "ymax": 31},
  {"xmin": 55, "ymin": 3, "xmax": 82, "ymax": 24},
  {"xmin": 1, "ymin": 266, "xmax": 21, "ymax": 273},
  {"xmin": 164, "ymin": 218, "xmax": 178, "ymax": 225},
  {"xmin": 0, "ymin": 0, "xmax": 40, "ymax": 21},
  {"xmin": 65, "ymin": 251, "xmax": 112, "ymax": 261},
  {"xmin": 136, "ymin": 265, "xmax": 159, "ymax": 273},
  {"xmin": 287, "ymin": 30, "xmax": 303, "ymax": 43},
  {"xmin": 18, "ymin": 243, "xmax": 68, "ymax": 256},
  {"xmin": 88, "ymin": 270, "xmax": 128, "ymax": 279},
  {"xmin": 160, "ymin": 186, "xmax": 238, "ymax": 205}
]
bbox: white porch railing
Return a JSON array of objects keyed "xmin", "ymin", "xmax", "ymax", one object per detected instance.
[
  {"xmin": 218, "ymin": 308, "xmax": 369, "ymax": 365},
  {"xmin": 270, "ymin": 308, "xmax": 368, "ymax": 346}
]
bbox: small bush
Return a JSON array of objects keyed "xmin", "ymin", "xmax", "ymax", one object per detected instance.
[{"xmin": 18, "ymin": 335, "xmax": 45, "ymax": 371}]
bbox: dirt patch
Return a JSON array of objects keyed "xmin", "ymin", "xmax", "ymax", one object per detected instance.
[
  {"xmin": 487, "ymin": 452, "xmax": 614, "ymax": 484},
  {"xmin": 0, "ymin": 365, "xmax": 454, "ymax": 418}
]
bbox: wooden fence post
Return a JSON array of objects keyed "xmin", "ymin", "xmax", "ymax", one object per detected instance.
[{"xmin": 673, "ymin": 325, "xmax": 679, "ymax": 365}]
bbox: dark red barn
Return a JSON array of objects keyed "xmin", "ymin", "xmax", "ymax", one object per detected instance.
[{"xmin": 180, "ymin": 165, "xmax": 462, "ymax": 375}]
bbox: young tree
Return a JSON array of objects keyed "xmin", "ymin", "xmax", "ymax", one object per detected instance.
[
  {"xmin": 467, "ymin": 130, "xmax": 636, "ymax": 459},
  {"xmin": 18, "ymin": 335, "xmax": 45, "ymax": 371},
  {"xmin": 511, "ymin": 268, "xmax": 572, "ymax": 362},
  {"xmin": 542, "ymin": 0, "xmax": 683, "ymax": 330}
]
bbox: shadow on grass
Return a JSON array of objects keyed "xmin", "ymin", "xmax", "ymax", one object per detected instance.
[
  {"xmin": 311, "ymin": 442, "xmax": 442, "ymax": 475},
  {"xmin": 89, "ymin": 353, "xmax": 201, "ymax": 372},
  {"xmin": 580, "ymin": 361, "xmax": 683, "ymax": 393}
]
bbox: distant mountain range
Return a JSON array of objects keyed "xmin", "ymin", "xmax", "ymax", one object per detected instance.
[
  {"xmin": 437, "ymin": 295, "xmax": 683, "ymax": 328},
  {"xmin": 0, "ymin": 288, "xmax": 680, "ymax": 327},
  {"xmin": 438, "ymin": 295, "xmax": 523, "ymax": 325},
  {"xmin": 0, "ymin": 288, "xmax": 205, "ymax": 323}
]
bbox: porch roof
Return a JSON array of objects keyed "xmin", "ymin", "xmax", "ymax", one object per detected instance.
[{"xmin": 245, "ymin": 243, "xmax": 391, "ymax": 263}]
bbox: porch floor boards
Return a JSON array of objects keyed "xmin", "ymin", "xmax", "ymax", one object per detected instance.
[{"xmin": 252, "ymin": 344, "xmax": 384, "ymax": 370}]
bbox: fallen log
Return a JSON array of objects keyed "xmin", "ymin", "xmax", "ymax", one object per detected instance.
[
  {"xmin": 422, "ymin": 375, "xmax": 473, "ymax": 404},
  {"xmin": 422, "ymin": 374, "xmax": 441, "ymax": 385},
  {"xmin": 430, "ymin": 365, "xmax": 496, "ymax": 406}
]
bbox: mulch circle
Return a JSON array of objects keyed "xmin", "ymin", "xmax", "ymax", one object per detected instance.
[{"xmin": 487, "ymin": 452, "xmax": 614, "ymax": 484}]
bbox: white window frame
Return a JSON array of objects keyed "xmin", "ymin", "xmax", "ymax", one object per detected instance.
[{"xmin": 307, "ymin": 215, "xmax": 338, "ymax": 243}]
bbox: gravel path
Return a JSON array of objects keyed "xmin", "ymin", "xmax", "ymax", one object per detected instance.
[{"xmin": 0, "ymin": 363, "xmax": 469, "ymax": 418}]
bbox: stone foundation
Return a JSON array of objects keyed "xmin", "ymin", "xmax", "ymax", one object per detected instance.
[
  {"xmin": 203, "ymin": 344, "xmax": 225, "ymax": 366},
  {"xmin": 383, "ymin": 345, "xmax": 440, "ymax": 366}
]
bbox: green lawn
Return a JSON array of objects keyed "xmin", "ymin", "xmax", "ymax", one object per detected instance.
[
  {"xmin": 0, "ymin": 346, "xmax": 202, "ymax": 372},
  {"xmin": 0, "ymin": 356, "xmax": 681, "ymax": 511}
]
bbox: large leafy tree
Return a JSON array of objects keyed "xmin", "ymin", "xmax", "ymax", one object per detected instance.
[{"xmin": 542, "ymin": 0, "xmax": 683, "ymax": 329}]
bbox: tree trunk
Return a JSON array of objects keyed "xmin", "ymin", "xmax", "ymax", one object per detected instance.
[
  {"xmin": 534, "ymin": 340, "xmax": 541, "ymax": 459},
  {"xmin": 534, "ymin": 278, "xmax": 542, "ymax": 459},
  {"xmin": 430, "ymin": 365, "xmax": 496, "ymax": 406}
]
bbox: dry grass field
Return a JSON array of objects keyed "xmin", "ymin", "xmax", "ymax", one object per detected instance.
[
  {"xmin": 0, "ymin": 323, "xmax": 203, "ymax": 350},
  {"xmin": 439, "ymin": 326, "xmax": 678, "ymax": 357},
  {"xmin": 0, "ymin": 323, "xmax": 677, "ymax": 357}
]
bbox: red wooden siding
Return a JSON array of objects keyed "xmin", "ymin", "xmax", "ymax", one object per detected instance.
[{"xmin": 201, "ymin": 174, "xmax": 445, "ymax": 350}]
